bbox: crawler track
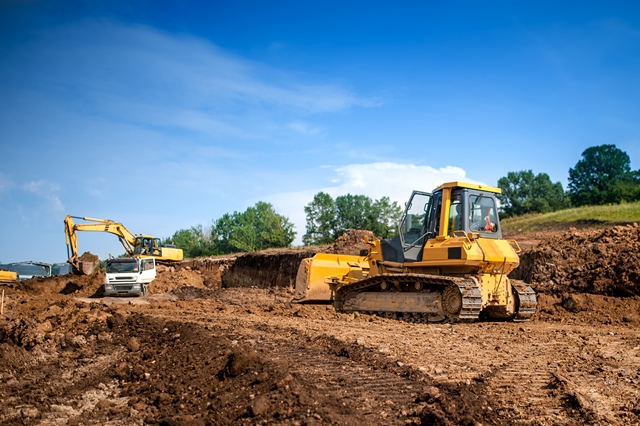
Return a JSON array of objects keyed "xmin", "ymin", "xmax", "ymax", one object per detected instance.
[{"xmin": 334, "ymin": 274, "xmax": 485, "ymax": 323}]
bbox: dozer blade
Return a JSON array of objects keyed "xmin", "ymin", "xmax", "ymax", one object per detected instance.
[{"xmin": 293, "ymin": 253, "xmax": 368, "ymax": 303}]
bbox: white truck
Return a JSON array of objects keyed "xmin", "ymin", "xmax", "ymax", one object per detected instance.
[{"xmin": 104, "ymin": 257, "xmax": 156, "ymax": 296}]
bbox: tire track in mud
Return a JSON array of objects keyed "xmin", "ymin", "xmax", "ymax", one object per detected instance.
[
  {"xmin": 137, "ymin": 307, "xmax": 640, "ymax": 425},
  {"xmin": 144, "ymin": 310, "xmax": 423, "ymax": 424},
  {"xmin": 258, "ymin": 340, "xmax": 419, "ymax": 423}
]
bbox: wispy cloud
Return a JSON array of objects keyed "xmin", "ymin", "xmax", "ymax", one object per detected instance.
[
  {"xmin": 287, "ymin": 120, "xmax": 322, "ymax": 136},
  {"xmin": 16, "ymin": 20, "xmax": 374, "ymax": 140},
  {"xmin": 23, "ymin": 180, "xmax": 64, "ymax": 211}
]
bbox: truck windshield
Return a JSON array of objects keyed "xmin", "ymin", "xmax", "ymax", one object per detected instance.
[{"xmin": 106, "ymin": 260, "xmax": 139, "ymax": 273}]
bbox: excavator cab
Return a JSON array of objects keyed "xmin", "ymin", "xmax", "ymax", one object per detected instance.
[{"xmin": 133, "ymin": 236, "xmax": 163, "ymax": 256}]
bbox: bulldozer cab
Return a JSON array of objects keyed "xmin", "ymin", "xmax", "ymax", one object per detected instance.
[{"xmin": 387, "ymin": 183, "xmax": 503, "ymax": 263}]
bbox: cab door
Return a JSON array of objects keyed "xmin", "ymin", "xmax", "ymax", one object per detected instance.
[
  {"xmin": 398, "ymin": 191, "xmax": 433, "ymax": 261},
  {"xmin": 139, "ymin": 258, "xmax": 156, "ymax": 284}
]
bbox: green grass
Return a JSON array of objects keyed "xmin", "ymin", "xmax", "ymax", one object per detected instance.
[{"xmin": 501, "ymin": 201, "xmax": 640, "ymax": 234}]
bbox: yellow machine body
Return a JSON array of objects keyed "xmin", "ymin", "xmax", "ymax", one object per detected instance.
[
  {"xmin": 0, "ymin": 269, "xmax": 17, "ymax": 283},
  {"xmin": 293, "ymin": 181, "xmax": 536, "ymax": 322}
]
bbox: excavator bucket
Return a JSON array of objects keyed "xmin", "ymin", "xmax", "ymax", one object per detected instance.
[
  {"xmin": 293, "ymin": 253, "xmax": 369, "ymax": 303},
  {"xmin": 76, "ymin": 261, "xmax": 98, "ymax": 275}
]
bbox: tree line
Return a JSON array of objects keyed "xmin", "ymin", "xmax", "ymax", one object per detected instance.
[
  {"xmin": 162, "ymin": 201, "xmax": 295, "ymax": 258},
  {"xmin": 166, "ymin": 144, "xmax": 639, "ymax": 257},
  {"xmin": 498, "ymin": 144, "xmax": 640, "ymax": 217}
]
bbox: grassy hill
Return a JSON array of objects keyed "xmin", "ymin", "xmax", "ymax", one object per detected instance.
[{"xmin": 501, "ymin": 201, "xmax": 640, "ymax": 234}]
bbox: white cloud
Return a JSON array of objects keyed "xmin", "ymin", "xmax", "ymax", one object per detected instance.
[
  {"xmin": 287, "ymin": 121, "xmax": 321, "ymax": 136},
  {"xmin": 24, "ymin": 20, "xmax": 374, "ymax": 138},
  {"xmin": 264, "ymin": 162, "xmax": 483, "ymax": 245},
  {"xmin": 23, "ymin": 180, "xmax": 64, "ymax": 211}
]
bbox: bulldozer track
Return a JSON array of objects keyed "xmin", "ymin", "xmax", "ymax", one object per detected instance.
[
  {"xmin": 143, "ymin": 310, "xmax": 420, "ymax": 423},
  {"xmin": 140, "ymin": 304, "xmax": 639, "ymax": 425},
  {"xmin": 512, "ymin": 281, "xmax": 537, "ymax": 322},
  {"xmin": 334, "ymin": 273, "xmax": 483, "ymax": 323},
  {"xmin": 261, "ymin": 341, "xmax": 419, "ymax": 422}
]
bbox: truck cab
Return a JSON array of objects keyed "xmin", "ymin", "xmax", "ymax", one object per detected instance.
[{"xmin": 104, "ymin": 257, "xmax": 156, "ymax": 296}]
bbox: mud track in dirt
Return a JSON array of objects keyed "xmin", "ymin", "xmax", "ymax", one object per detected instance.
[
  {"xmin": 2, "ymin": 228, "xmax": 640, "ymax": 425},
  {"xmin": 2, "ymin": 290, "xmax": 640, "ymax": 425}
]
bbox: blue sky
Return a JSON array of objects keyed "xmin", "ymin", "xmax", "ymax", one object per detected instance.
[{"xmin": 1, "ymin": 1, "xmax": 639, "ymax": 264}]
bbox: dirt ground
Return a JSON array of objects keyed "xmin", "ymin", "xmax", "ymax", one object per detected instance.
[{"xmin": 1, "ymin": 228, "xmax": 640, "ymax": 425}]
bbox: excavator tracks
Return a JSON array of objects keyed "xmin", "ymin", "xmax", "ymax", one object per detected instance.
[{"xmin": 334, "ymin": 274, "xmax": 482, "ymax": 323}]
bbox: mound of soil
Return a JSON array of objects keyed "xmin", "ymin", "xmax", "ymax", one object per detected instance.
[
  {"xmin": 151, "ymin": 269, "xmax": 207, "ymax": 294},
  {"xmin": 512, "ymin": 224, "xmax": 640, "ymax": 296},
  {"xmin": 327, "ymin": 230, "xmax": 374, "ymax": 256},
  {"xmin": 11, "ymin": 271, "xmax": 106, "ymax": 298},
  {"xmin": 78, "ymin": 252, "xmax": 99, "ymax": 262}
]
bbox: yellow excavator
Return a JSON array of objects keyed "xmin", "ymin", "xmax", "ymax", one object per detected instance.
[
  {"xmin": 294, "ymin": 181, "xmax": 536, "ymax": 322},
  {"xmin": 64, "ymin": 216, "xmax": 183, "ymax": 275}
]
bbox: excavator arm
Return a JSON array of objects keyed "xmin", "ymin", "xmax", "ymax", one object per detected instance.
[
  {"xmin": 64, "ymin": 215, "xmax": 183, "ymax": 275},
  {"xmin": 64, "ymin": 215, "xmax": 139, "ymax": 274}
]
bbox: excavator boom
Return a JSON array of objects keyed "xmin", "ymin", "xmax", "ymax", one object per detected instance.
[{"xmin": 64, "ymin": 215, "xmax": 183, "ymax": 275}]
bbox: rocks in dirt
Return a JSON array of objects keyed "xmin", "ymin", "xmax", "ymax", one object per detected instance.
[
  {"xmin": 106, "ymin": 313, "xmax": 126, "ymax": 329},
  {"xmin": 0, "ymin": 318, "xmax": 44, "ymax": 350},
  {"xmin": 561, "ymin": 294, "xmax": 587, "ymax": 313},
  {"xmin": 250, "ymin": 395, "xmax": 270, "ymax": 417},
  {"xmin": 127, "ymin": 336, "xmax": 141, "ymax": 352},
  {"xmin": 219, "ymin": 350, "xmax": 262, "ymax": 378},
  {"xmin": 512, "ymin": 225, "xmax": 640, "ymax": 297}
]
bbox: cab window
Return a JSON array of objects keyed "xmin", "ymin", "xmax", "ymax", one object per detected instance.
[
  {"xmin": 469, "ymin": 195, "xmax": 498, "ymax": 233},
  {"xmin": 448, "ymin": 193, "xmax": 464, "ymax": 232}
]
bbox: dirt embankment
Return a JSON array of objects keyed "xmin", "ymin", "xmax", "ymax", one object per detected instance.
[
  {"xmin": 219, "ymin": 230, "xmax": 373, "ymax": 290},
  {"xmin": 512, "ymin": 224, "xmax": 640, "ymax": 296}
]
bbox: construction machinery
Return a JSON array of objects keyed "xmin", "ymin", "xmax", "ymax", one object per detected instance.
[
  {"xmin": 64, "ymin": 216, "xmax": 183, "ymax": 275},
  {"xmin": 294, "ymin": 181, "xmax": 537, "ymax": 323},
  {"xmin": 0, "ymin": 268, "xmax": 17, "ymax": 284},
  {"xmin": 104, "ymin": 257, "xmax": 156, "ymax": 297}
]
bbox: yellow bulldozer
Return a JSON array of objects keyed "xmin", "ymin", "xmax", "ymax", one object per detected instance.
[
  {"xmin": 294, "ymin": 181, "xmax": 536, "ymax": 323},
  {"xmin": 64, "ymin": 216, "xmax": 183, "ymax": 275}
]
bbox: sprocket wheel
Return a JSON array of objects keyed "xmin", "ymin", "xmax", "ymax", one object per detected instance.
[{"xmin": 442, "ymin": 284, "xmax": 463, "ymax": 317}]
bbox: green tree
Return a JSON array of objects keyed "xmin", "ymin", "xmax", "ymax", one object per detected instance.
[
  {"xmin": 371, "ymin": 196, "xmax": 403, "ymax": 238},
  {"xmin": 211, "ymin": 202, "xmax": 296, "ymax": 253},
  {"xmin": 334, "ymin": 194, "xmax": 375, "ymax": 236},
  {"xmin": 164, "ymin": 225, "xmax": 214, "ymax": 258},
  {"xmin": 302, "ymin": 192, "xmax": 403, "ymax": 244},
  {"xmin": 568, "ymin": 144, "xmax": 638, "ymax": 206},
  {"xmin": 497, "ymin": 170, "xmax": 568, "ymax": 217},
  {"xmin": 302, "ymin": 192, "xmax": 336, "ymax": 245}
]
